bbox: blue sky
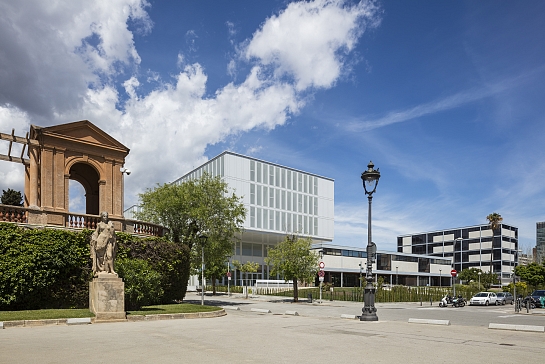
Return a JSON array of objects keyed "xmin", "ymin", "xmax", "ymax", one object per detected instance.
[{"xmin": 1, "ymin": 0, "xmax": 544, "ymax": 252}]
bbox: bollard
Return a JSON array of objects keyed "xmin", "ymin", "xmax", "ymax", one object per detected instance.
[
  {"xmin": 430, "ymin": 298, "xmax": 432, "ymax": 306},
  {"xmin": 308, "ymin": 293, "xmax": 313, "ymax": 303},
  {"xmin": 420, "ymin": 298, "xmax": 422, "ymax": 306}
]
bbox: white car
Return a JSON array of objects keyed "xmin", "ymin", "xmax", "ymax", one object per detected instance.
[{"xmin": 469, "ymin": 292, "xmax": 498, "ymax": 306}]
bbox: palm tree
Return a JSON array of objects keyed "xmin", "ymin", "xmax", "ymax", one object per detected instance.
[
  {"xmin": 486, "ymin": 212, "xmax": 503, "ymax": 231},
  {"xmin": 486, "ymin": 212, "xmax": 503, "ymax": 276}
]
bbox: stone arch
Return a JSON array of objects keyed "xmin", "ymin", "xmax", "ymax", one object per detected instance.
[{"xmin": 24, "ymin": 120, "xmax": 130, "ymax": 221}]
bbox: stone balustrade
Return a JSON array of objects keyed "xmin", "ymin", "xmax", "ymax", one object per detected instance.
[{"xmin": 0, "ymin": 204, "xmax": 167, "ymax": 237}]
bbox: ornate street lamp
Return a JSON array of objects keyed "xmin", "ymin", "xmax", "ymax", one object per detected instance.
[
  {"xmin": 199, "ymin": 233, "xmax": 208, "ymax": 306},
  {"xmin": 360, "ymin": 161, "xmax": 380, "ymax": 321}
]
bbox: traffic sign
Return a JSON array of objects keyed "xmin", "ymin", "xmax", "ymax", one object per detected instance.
[
  {"xmin": 318, "ymin": 270, "xmax": 325, "ymax": 277},
  {"xmin": 450, "ymin": 269, "xmax": 457, "ymax": 277},
  {"xmin": 226, "ymin": 271, "xmax": 232, "ymax": 278},
  {"xmin": 319, "ymin": 261, "xmax": 325, "ymax": 269}
]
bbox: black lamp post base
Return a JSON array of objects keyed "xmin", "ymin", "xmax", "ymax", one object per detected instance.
[{"xmin": 360, "ymin": 311, "xmax": 378, "ymax": 321}]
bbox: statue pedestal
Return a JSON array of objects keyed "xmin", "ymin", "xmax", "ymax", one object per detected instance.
[{"xmin": 89, "ymin": 273, "xmax": 126, "ymax": 321}]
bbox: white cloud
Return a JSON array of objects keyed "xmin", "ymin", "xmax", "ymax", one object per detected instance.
[{"xmin": 244, "ymin": 0, "xmax": 379, "ymax": 90}]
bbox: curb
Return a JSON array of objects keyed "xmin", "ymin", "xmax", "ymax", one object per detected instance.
[
  {"xmin": 251, "ymin": 308, "xmax": 272, "ymax": 314},
  {"xmin": 126, "ymin": 309, "xmax": 226, "ymax": 321},
  {"xmin": 408, "ymin": 318, "xmax": 451, "ymax": 326},
  {"xmin": 488, "ymin": 323, "xmax": 545, "ymax": 332}
]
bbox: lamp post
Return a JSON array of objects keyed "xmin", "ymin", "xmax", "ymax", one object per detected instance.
[
  {"xmin": 439, "ymin": 269, "xmax": 442, "ymax": 288},
  {"xmin": 478, "ymin": 271, "xmax": 482, "ymax": 289},
  {"xmin": 396, "ymin": 266, "xmax": 399, "ymax": 286},
  {"xmin": 319, "ymin": 249, "xmax": 324, "ymax": 303},
  {"xmin": 360, "ymin": 161, "xmax": 380, "ymax": 322},
  {"xmin": 199, "ymin": 234, "xmax": 208, "ymax": 306},
  {"xmin": 359, "ymin": 262, "xmax": 363, "ymax": 288}
]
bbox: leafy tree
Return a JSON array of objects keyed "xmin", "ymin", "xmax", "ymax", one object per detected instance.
[
  {"xmin": 265, "ymin": 235, "xmax": 319, "ymax": 302},
  {"xmin": 232, "ymin": 260, "xmax": 259, "ymax": 299},
  {"xmin": 514, "ymin": 263, "xmax": 545, "ymax": 288},
  {"xmin": 116, "ymin": 257, "xmax": 163, "ymax": 310},
  {"xmin": 486, "ymin": 212, "xmax": 503, "ymax": 231},
  {"xmin": 136, "ymin": 173, "xmax": 246, "ymax": 299},
  {"xmin": 1, "ymin": 188, "xmax": 23, "ymax": 206},
  {"xmin": 480, "ymin": 271, "xmax": 499, "ymax": 290},
  {"xmin": 458, "ymin": 268, "xmax": 482, "ymax": 284}
]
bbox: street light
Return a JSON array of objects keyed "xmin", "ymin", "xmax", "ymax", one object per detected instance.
[
  {"xmin": 478, "ymin": 271, "xmax": 482, "ymax": 289},
  {"xmin": 360, "ymin": 161, "xmax": 380, "ymax": 322},
  {"xmin": 359, "ymin": 262, "xmax": 363, "ymax": 288},
  {"xmin": 439, "ymin": 269, "xmax": 442, "ymax": 288},
  {"xmin": 396, "ymin": 266, "xmax": 399, "ymax": 286},
  {"xmin": 319, "ymin": 249, "xmax": 324, "ymax": 303},
  {"xmin": 199, "ymin": 234, "xmax": 208, "ymax": 306}
]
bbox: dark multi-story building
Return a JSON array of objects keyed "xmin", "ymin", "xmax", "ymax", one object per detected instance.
[
  {"xmin": 537, "ymin": 222, "xmax": 545, "ymax": 264},
  {"xmin": 398, "ymin": 223, "xmax": 518, "ymax": 286}
]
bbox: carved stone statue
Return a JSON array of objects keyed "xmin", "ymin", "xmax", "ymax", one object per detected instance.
[{"xmin": 90, "ymin": 211, "xmax": 117, "ymax": 276}]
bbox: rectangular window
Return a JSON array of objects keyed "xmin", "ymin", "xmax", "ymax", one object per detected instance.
[
  {"xmin": 242, "ymin": 243, "xmax": 252, "ymax": 256},
  {"xmin": 269, "ymin": 209, "xmax": 274, "ymax": 229},
  {"xmin": 250, "ymin": 161, "xmax": 255, "ymax": 181},
  {"xmin": 275, "ymin": 189, "xmax": 280, "ymax": 209},
  {"xmin": 252, "ymin": 243, "xmax": 262, "ymax": 257},
  {"xmin": 257, "ymin": 162, "xmax": 262, "ymax": 183},
  {"xmin": 282, "ymin": 212, "xmax": 286, "ymax": 231},
  {"xmin": 293, "ymin": 214, "xmax": 298, "ymax": 233},
  {"xmin": 250, "ymin": 184, "xmax": 255, "ymax": 205},
  {"xmin": 257, "ymin": 185, "xmax": 262, "ymax": 206},
  {"xmin": 270, "ymin": 188, "xmax": 274, "ymax": 207},
  {"xmin": 235, "ymin": 241, "xmax": 240, "ymax": 255},
  {"xmin": 287, "ymin": 170, "xmax": 292, "ymax": 189},
  {"xmin": 298, "ymin": 194, "xmax": 302, "ymax": 213},
  {"xmin": 220, "ymin": 156, "xmax": 224, "ymax": 177},
  {"xmin": 281, "ymin": 190, "xmax": 286, "ymax": 210},
  {"xmin": 298, "ymin": 215, "xmax": 302, "ymax": 232},
  {"xmin": 298, "ymin": 173, "xmax": 302, "ymax": 192},
  {"xmin": 250, "ymin": 207, "xmax": 255, "ymax": 228},
  {"xmin": 263, "ymin": 187, "xmax": 268, "ymax": 207},
  {"xmin": 275, "ymin": 167, "xmax": 280, "ymax": 187},
  {"xmin": 269, "ymin": 166, "xmax": 274, "ymax": 185},
  {"xmin": 314, "ymin": 197, "xmax": 318, "ymax": 215},
  {"xmin": 292, "ymin": 193, "xmax": 297, "ymax": 212},
  {"xmin": 304, "ymin": 195, "xmax": 308, "ymax": 214},
  {"xmin": 287, "ymin": 191, "xmax": 292, "ymax": 211},
  {"xmin": 314, "ymin": 218, "xmax": 318, "ymax": 236},
  {"xmin": 293, "ymin": 172, "xmax": 297, "ymax": 191},
  {"xmin": 287, "ymin": 213, "xmax": 292, "ymax": 232},
  {"xmin": 304, "ymin": 216, "xmax": 308, "ymax": 234},
  {"xmin": 257, "ymin": 208, "xmax": 262, "ymax": 229},
  {"xmin": 304, "ymin": 175, "xmax": 308, "ymax": 193},
  {"xmin": 276, "ymin": 211, "xmax": 280, "ymax": 231},
  {"xmin": 263, "ymin": 209, "xmax": 268, "ymax": 230},
  {"xmin": 263, "ymin": 164, "xmax": 268, "ymax": 184},
  {"xmin": 309, "ymin": 197, "xmax": 313, "ymax": 216},
  {"xmin": 281, "ymin": 169, "xmax": 286, "ymax": 188},
  {"xmin": 314, "ymin": 177, "xmax": 318, "ymax": 195}
]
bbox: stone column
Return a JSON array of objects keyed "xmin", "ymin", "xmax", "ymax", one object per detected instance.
[{"xmin": 28, "ymin": 145, "xmax": 40, "ymax": 208}]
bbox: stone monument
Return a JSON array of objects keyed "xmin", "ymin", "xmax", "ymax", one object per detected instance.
[{"xmin": 89, "ymin": 211, "xmax": 125, "ymax": 321}]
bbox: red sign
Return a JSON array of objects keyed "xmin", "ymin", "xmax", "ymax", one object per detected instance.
[
  {"xmin": 318, "ymin": 270, "xmax": 325, "ymax": 277},
  {"xmin": 450, "ymin": 269, "xmax": 457, "ymax": 277},
  {"xmin": 226, "ymin": 272, "xmax": 232, "ymax": 278},
  {"xmin": 319, "ymin": 262, "xmax": 325, "ymax": 269}
]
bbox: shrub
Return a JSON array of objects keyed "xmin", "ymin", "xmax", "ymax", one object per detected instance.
[{"xmin": 116, "ymin": 258, "xmax": 163, "ymax": 310}]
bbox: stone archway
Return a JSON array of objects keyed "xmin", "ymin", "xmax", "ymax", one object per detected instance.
[
  {"xmin": 23, "ymin": 120, "xmax": 130, "ymax": 223},
  {"xmin": 69, "ymin": 162, "xmax": 100, "ymax": 215}
]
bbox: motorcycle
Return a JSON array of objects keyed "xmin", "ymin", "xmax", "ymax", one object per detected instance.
[{"xmin": 439, "ymin": 294, "xmax": 465, "ymax": 308}]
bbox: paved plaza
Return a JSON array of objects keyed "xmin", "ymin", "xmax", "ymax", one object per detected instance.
[{"xmin": 1, "ymin": 294, "xmax": 544, "ymax": 363}]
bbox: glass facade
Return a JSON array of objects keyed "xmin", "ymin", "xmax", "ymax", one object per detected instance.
[{"xmin": 537, "ymin": 222, "xmax": 545, "ymax": 264}]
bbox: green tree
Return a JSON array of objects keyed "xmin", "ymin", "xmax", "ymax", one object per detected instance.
[
  {"xmin": 458, "ymin": 268, "xmax": 482, "ymax": 284},
  {"xmin": 1, "ymin": 188, "xmax": 23, "ymax": 206},
  {"xmin": 514, "ymin": 263, "xmax": 545, "ymax": 288},
  {"xmin": 116, "ymin": 257, "xmax": 163, "ymax": 310},
  {"xmin": 481, "ymin": 271, "xmax": 499, "ymax": 290},
  {"xmin": 486, "ymin": 212, "xmax": 503, "ymax": 231},
  {"xmin": 136, "ymin": 173, "xmax": 245, "ymax": 299},
  {"xmin": 232, "ymin": 260, "xmax": 259, "ymax": 299},
  {"xmin": 265, "ymin": 235, "xmax": 319, "ymax": 302}
]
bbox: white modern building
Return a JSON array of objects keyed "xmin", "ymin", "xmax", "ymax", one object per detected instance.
[
  {"xmin": 312, "ymin": 243, "xmax": 453, "ymax": 287},
  {"xmin": 172, "ymin": 151, "xmax": 335, "ymax": 286},
  {"xmin": 398, "ymin": 223, "xmax": 519, "ymax": 286}
]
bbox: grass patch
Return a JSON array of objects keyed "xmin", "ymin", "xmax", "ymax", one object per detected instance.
[
  {"xmin": 0, "ymin": 309, "xmax": 94, "ymax": 321},
  {"xmin": 127, "ymin": 303, "xmax": 221, "ymax": 316},
  {"xmin": 0, "ymin": 303, "xmax": 220, "ymax": 321}
]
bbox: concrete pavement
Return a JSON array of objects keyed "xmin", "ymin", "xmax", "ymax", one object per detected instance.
[{"xmin": 1, "ymin": 293, "xmax": 544, "ymax": 363}]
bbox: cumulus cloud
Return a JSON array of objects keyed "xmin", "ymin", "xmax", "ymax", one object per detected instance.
[{"xmin": 0, "ymin": 0, "xmax": 380, "ymax": 208}]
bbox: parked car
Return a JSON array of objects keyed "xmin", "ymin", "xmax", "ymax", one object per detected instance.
[
  {"xmin": 469, "ymin": 292, "xmax": 498, "ymax": 306},
  {"xmin": 496, "ymin": 292, "xmax": 514, "ymax": 305},
  {"xmin": 524, "ymin": 290, "xmax": 545, "ymax": 308}
]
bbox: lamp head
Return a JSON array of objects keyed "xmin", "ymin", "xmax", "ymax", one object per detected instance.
[{"xmin": 361, "ymin": 161, "xmax": 380, "ymax": 195}]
